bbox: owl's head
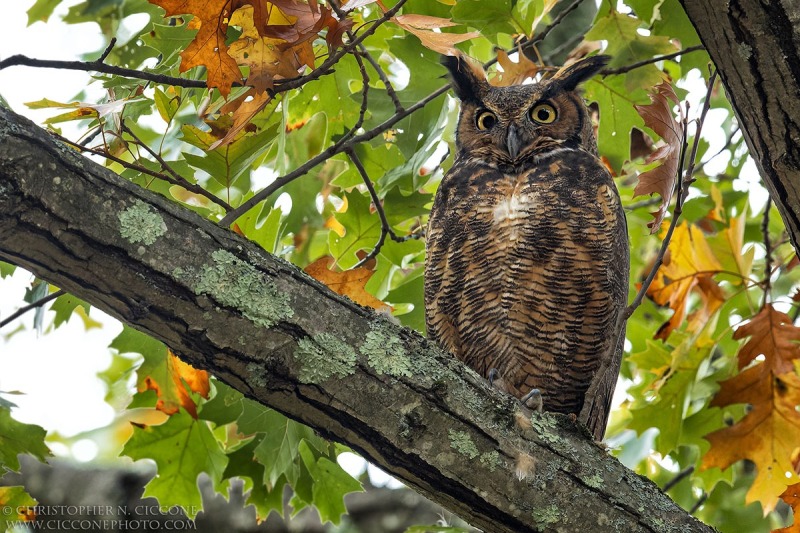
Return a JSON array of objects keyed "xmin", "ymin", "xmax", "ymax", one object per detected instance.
[{"xmin": 442, "ymin": 53, "xmax": 609, "ymax": 167}]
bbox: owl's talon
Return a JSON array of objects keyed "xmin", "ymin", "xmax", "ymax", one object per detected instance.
[
  {"xmin": 521, "ymin": 388, "xmax": 543, "ymax": 413},
  {"xmin": 488, "ymin": 368, "xmax": 499, "ymax": 387}
]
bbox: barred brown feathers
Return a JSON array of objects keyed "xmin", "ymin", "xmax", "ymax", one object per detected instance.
[{"xmin": 425, "ymin": 54, "xmax": 629, "ymax": 441}]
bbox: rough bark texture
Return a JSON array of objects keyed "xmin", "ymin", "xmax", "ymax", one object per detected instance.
[
  {"xmin": 0, "ymin": 106, "xmax": 711, "ymax": 532},
  {"xmin": 680, "ymin": 0, "xmax": 800, "ymax": 253}
]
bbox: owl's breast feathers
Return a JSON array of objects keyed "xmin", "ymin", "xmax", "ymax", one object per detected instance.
[{"xmin": 425, "ymin": 148, "xmax": 629, "ymax": 427}]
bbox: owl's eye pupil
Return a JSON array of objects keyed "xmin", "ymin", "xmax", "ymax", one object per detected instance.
[
  {"xmin": 530, "ymin": 103, "xmax": 557, "ymax": 124},
  {"xmin": 476, "ymin": 111, "xmax": 496, "ymax": 131}
]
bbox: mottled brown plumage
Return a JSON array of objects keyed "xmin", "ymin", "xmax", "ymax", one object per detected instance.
[{"xmin": 425, "ymin": 54, "xmax": 629, "ymax": 440}]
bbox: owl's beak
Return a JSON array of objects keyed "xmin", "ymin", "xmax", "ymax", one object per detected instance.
[{"xmin": 506, "ymin": 124, "xmax": 521, "ymax": 160}]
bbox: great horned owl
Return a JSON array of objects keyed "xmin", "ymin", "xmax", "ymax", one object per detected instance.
[{"xmin": 424, "ymin": 54, "xmax": 629, "ymax": 440}]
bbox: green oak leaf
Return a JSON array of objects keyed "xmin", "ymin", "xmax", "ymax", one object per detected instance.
[
  {"xmin": 122, "ymin": 411, "xmax": 227, "ymax": 517},
  {"xmin": 0, "ymin": 408, "xmax": 50, "ymax": 473},
  {"xmin": 297, "ymin": 440, "xmax": 363, "ymax": 525}
]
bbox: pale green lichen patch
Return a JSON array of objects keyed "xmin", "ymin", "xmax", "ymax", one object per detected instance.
[
  {"xmin": 529, "ymin": 414, "xmax": 564, "ymax": 445},
  {"xmin": 246, "ymin": 362, "xmax": 268, "ymax": 388},
  {"xmin": 479, "ymin": 450, "xmax": 501, "ymax": 472},
  {"xmin": 118, "ymin": 199, "xmax": 167, "ymax": 245},
  {"xmin": 448, "ymin": 429, "xmax": 479, "ymax": 459},
  {"xmin": 532, "ymin": 504, "xmax": 560, "ymax": 527},
  {"xmin": 585, "ymin": 473, "xmax": 603, "ymax": 489},
  {"xmin": 360, "ymin": 324, "xmax": 412, "ymax": 377},
  {"xmin": 295, "ymin": 333, "xmax": 357, "ymax": 383},
  {"xmin": 186, "ymin": 249, "xmax": 292, "ymax": 328}
]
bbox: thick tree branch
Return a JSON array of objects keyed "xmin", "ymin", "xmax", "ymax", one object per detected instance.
[{"xmin": 0, "ymin": 106, "xmax": 711, "ymax": 533}]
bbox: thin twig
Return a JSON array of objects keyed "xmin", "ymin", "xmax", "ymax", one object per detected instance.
[
  {"xmin": 0, "ymin": 290, "xmax": 65, "ymax": 329},
  {"xmin": 662, "ymin": 466, "xmax": 695, "ymax": 492},
  {"xmin": 484, "ymin": 0, "xmax": 587, "ymax": 69},
  {"xmin": 359, "ymin": 46, "xmax": 404, "ymax": 113},
  {"xmin": 626, "ymin": 197, "xmax": 662, "ymax": 211},
  {"xmin": 119, "ymin": 123, "xmax": 231, "ymax": 211},
  {"xmin": 97, "ymin": 38, "xmax": 117, "ymax": 63},
  {"xmin": 329, "ymin": 0, "xmax": 404, "ymax": 113},
  {"xmin": 345, "ymin": 147, "xmax": 420, "ymax": 269},
  {"xmin": 0, "ymin": 54, "xmax": 208, "ymax": 89},
  {"xmin": 52, "ymin": 131, "xmax": 234, "ymax": 212},
  {"xmin": 218, "ymin": 82, "xmax": 449, "ymax": 227},
  {"xmin": 689, "ymin": 492, "xmax": 708, "ymax": 515},
  {"xmin": 762, "ymin": 197, "xmax": 773, "ymax": 307},
  {"xmin": 693, "ymin": 125, "xmax": 739, "ymax": 176},
  {"xmin": 602, "ymin": 45, "xmax": 706, "ymax": 75},
  {"xmin": 0, "ymin": 0, "xmax": 410, "ymax": 96}
]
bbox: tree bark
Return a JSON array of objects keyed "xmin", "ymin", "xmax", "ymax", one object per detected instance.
[
  {"xmin": 0, "ymin": 106, "xmax": 711, "ymax": 532},
  {"xmin": 680, "ymin": 0, "xmax": 800, "ymax": 253}
]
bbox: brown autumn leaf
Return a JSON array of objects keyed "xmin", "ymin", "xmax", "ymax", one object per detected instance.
[
  {"xmin": 646, "ymin": 222, "xmax": 725, "ymax": 340},
  {"xmin": 149, "ymin": 0, "xmax": 244, "ymax": 96},
  {"xmin": 140, "ymin": 350, "xmax": 210, "ymax": 418},
  {"xmin": 777, "ymin": 480, "xmax": 800, "ymax": 532},
  {"xmin": 209, "ymin": 89, "xmax": 272, "ymax": 149},
  {"xmin": 702, "ymin": 306, "xmax": 800, "ymax": 511},
  {"xmin": 491, "ymin": 49, "xmax": 541, "ymax": 87},
  {"xmin": 305, "ymin": 256, "xmax": 390, "ymax": 311},
  {"xmin": 392, "ymin": 14, "xmax": 479, "ymax": 56},
  {"xmin": 633, "ymin": 81, "xmax": 682, "ymax": 233}
]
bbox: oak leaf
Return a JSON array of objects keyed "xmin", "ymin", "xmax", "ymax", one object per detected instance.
[
  {"xmin": 777, "ymin": 482, "xmax": 800, "ymax": 532},
  {"xmin": 149, "ymin": 0, "xmax": 244, "ymax": 97},
  {"xmin": 228, "ymin": 5, "xmax": 312, "ymax": 93},
  {"xmin": 647, "ymin": 222, "xmax": 725, "ymax": 340},
  {"xmin": 702, "ymin": 306, "xmax": 800, "ymax": 511},
  {"xmin": 305, "ymin": 257, "xmax": 389, "ymax": 311},
  {"xmin": 141, "ymin": 350, "xmax": 211, "ymax": 418},
  {"xmin": 492, "ymin": 49, "xmax": 540, "ymax": 87},
  {"xmin": 633, "ymin": 81, "xmax": 682, "ymax": 233},
  {"xmin": 392, "ymin": 14, "xmax": 479, "ymax": 56}
]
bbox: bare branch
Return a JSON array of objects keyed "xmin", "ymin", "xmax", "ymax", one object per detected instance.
[
  {"xmin": 52, "ymin": 131, "xmax": 234, "ymax": 212},
  {"xmin": 0, "ymin": 54, "xmax": 208, "ymax": 89},
  {"xmin": 602, "ymin": 45, "xmax": 706, "ymax": 76},
  {"xmin": 218, "ymin": 84, "xmax": 449, "ymax": 227},
  {"xmin": 0, "ymin": 289, "xmax": 65, "ymax": 329},
  {"xmin": 345, "ymin": 147, "xmax": 420, "ymax": 269}
]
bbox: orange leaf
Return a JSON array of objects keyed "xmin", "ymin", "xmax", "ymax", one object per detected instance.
[
  {"xmin": 149, "ymin": 0, "xmax": 244, "ymax": 96},
  {"xmin": 209, "ymin": 89, "xmax": 272, "ymax": 149},
  {"xmin": 141, "ymin": 350, "xmax": 210, "ymax": 418},
  {"xmin": 392, "ymin": 14, "xmax": 479, "ymax": 56},
  {"xmin": 633, "ymin": 81, "xmax": 682, "ymax": 233},
  {"xmin": 492, "ymin": 49, "xmax": 541, "ymax": 87},
  {"xmin": 647, "ymin": 222, "xmax": 724, "ymax": 340},
  {"xmin": 702, "ymin": 306, "xmax": 800, "ymax": 511},
  {"xmin": 305, "ymin": 257, "xmax": 390, "ymax": 311},
  {"xmin": 777, "ymin": 483, "xmax": 800, "ymax": 532}
]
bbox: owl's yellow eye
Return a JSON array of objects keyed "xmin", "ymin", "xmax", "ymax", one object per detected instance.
[
  {"xmin": 530, "ymin": 103, "xmax": 557, "ymax": 124},
  {"xmin": 475, "ymin": 110, "xmax": 497, "ymax": 130}
]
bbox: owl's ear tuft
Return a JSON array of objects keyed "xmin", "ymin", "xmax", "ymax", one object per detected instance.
[
  {"xmin": 549, "ymin": 54, "xmax": 610, "ymax": 92},
  {"xmin": 441, "ymin": 53, "xmax": 489, "ymax": 103}
]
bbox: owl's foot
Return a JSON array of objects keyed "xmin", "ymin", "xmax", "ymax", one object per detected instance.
[{"xmin": 521, "ymin": 388, "xmax": 543, "ymax": 413}]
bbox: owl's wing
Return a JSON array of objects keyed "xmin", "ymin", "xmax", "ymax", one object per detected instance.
[{"xmin": 579, "ymin": 194, "xmax": 629, "ymax": 441}]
